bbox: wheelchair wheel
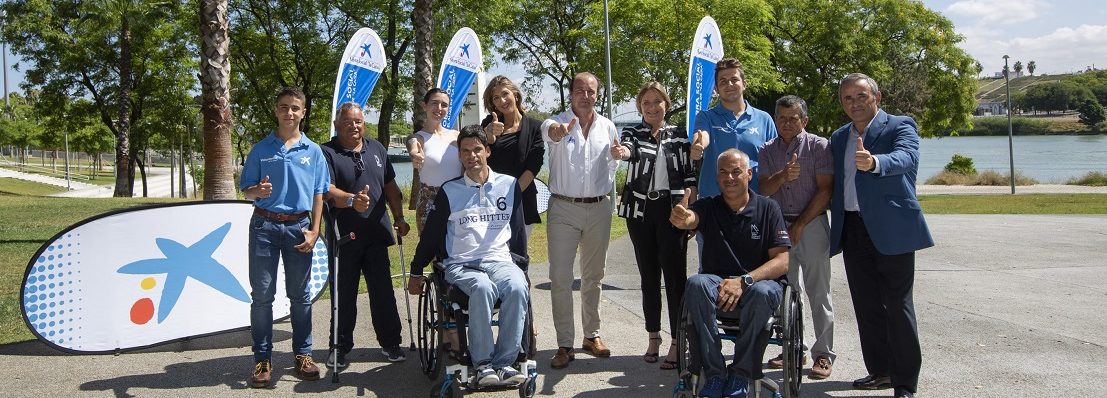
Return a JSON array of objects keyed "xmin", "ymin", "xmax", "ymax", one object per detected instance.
[
  {"xmin": 780, "ymin": 286, "xmax": 803, "ymax": 398},
  {"xmin": 674, "ymin": 305, "xmax": 699, "ymax": 395},
  {"xmin": 525, "ymin": 300, "xmax": 537, "ymax": 360},
  {"xmin": 418, "ymin": 276, "xmax": 443, "ymax": 378},
  {"xmin": 518, "ymin": 375, "xmax": 537, "ymax": 398}
]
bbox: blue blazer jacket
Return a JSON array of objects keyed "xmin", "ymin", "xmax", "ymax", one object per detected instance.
[{"xmin": 829, "ymin": 110, "xmax": 934, "ymax": 256}]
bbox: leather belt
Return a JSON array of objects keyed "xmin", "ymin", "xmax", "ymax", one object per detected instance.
[
  {"xmin": 783, "ymin": 214, "xmax": 800, "ymax": 223},
  {"xmin": 647, "ymin": 191, "xmax": 671, "ymax": 200},
  {"xmin": 551, "ymin": 193, "xmax": 605, "ymax": 203},
  {"xmin": 253, "ymin": 207, "xmax": 309, "ymax": 222}
]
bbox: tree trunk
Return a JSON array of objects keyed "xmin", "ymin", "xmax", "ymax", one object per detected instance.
[
  {"xmin": 410, "ymin": 0, "xmax": 433, "ymax": 210},
  {"xmin": 199, "ymin": 0, "xmax": 236, "ymax": 200},
  {"xmin": 113, "ymin": 20, "xmax": 134, "ymax": 197},
  {"xmin": 136, "ymin": 156, "xmax": 147, "ymax": 197}
]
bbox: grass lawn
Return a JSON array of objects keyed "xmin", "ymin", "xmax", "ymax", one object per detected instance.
[
  {"xmin": 6, "ymin": 192, "xmax": 1095, "ymax": 346},
  {"xmin": 0, "ymin": 195, "xmax": 617, "ymax": 345},
  {"xmin": 919, "ymin": 193, "xmax": 1107, "ymax": 214},
  {"xmin": 0, "ymin": 178, "xmax": 67, "ymax": 196}
]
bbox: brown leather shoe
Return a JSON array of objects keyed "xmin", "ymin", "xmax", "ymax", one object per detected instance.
[
  {"xmin": 294, "ymin": 354, "xmax": 321, "ymax": 381},
  {"xmin": 809, "ymin": 356, "xmax": 832, "ymax": 379},
  {"xmin": 767, "ymin": 353, "xmax": 807, "ymax": 369},
  {"xmin": 550, "ymin": 347, "xmax": 575, "ymax": 369},
  {"xmin": 581, "ymin": 337, "xmax": 611, "ymax": 357},
  {"xmin": 249, "ymin": 359, "xmax": 271, "ymax": 388}
]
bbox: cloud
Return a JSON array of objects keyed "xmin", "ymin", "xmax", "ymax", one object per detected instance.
[
  {"xmin": 957, "ymin": 24, "xmax": 1107, "ymax": 75},
  {"xmin": 946, "ymin": 0, "xmax": 1047, "ymax": 25}
]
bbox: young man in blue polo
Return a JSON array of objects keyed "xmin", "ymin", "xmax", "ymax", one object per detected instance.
[{"xmin": 240, "ymin": 86, "xmax": 330, "ymax": 388}]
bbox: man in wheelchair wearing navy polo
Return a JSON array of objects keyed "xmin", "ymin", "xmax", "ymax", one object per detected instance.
[
  {"xmin": 407, "ymin": 125, "xmax": 530, "ymax": 388},
  {"xmin": 670, "ymin": 149, "xmax": 791, "ymax": 398}
]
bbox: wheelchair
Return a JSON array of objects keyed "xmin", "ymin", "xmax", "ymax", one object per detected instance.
[
  {"xmin": 672, "ymin": 281, "xmax": 803, "ymax": 398},
  {"xmin": 416, "ymin": 262, "xmax": 538, "ymax": 398}
]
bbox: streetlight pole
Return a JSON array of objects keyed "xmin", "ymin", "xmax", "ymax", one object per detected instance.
[{"xmin": 1003, "ymin": 55, "xmax": 1015, "ymax": 194}]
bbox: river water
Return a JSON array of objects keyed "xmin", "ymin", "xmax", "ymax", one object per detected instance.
[{"xmin": 389, "ymin": 134, "xmax": 1107, "ymax": 186}]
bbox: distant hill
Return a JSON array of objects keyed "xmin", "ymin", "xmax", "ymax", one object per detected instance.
[{"xmin": 976, "ymin": 74, "xmax": 1067, "ymax": 103}]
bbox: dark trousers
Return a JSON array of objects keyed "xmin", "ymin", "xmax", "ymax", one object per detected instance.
[
  {"xmin": 685, "ymin": 275, "xmax": 781, "ymax": 380},
  {"xmin": 626, "ymin": 198, "xmax": 688, "ymax": 338},
  {"xmin": 329, "ymin": 243, "xmax": 402, "ymax": 352},
  {"xmin": 842, "ymin": 212, "xmax": 921, "ymax": 393}
]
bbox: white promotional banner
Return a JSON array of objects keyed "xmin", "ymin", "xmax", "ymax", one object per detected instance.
[
  {"xmin": 437, "ymin": 27, "xmax": 484, "ymax": 129},
  {"xmin": 20, "ymin": 201, "xmax": 329, "ymax": 353},
  {"xmin": 685, "ymin": 16, "xmax": 724, "ymax": 139},
  {"xmin": 330, "ymin": 27, "xmax": 387, "ymax": 137}
]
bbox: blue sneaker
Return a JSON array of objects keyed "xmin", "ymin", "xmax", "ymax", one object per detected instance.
[
  {"xmin": 699, "ymin": 375, "xmax": 726, "ymax": 398},
  {"xmin": 724, "ymin": 375, "xmax": 749, "ymax": 397}
]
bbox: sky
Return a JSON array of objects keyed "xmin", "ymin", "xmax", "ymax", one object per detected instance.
[{"xmin": 2, "ymin": 0, "xmax": 1105, "ymax": 111}]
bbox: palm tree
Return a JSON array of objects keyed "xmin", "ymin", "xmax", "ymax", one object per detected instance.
[
  {"xmin": 1027, "ymin": 60, "xmax": 1036, "ymax": 76},
  {"xmin": 1013, "ymin": 61, "xmax": 1023, "ymax": 78},
  {"xmin": 409, "ymin": 0, "xmax": 433, "ymax": 209},
  {"xmin": 199, "ymin": 0, "xmax": 236, "ymax": 200}
]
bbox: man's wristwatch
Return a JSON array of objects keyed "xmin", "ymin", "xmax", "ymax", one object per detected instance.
[
  {"xmin": 739, "ymin": 274, "xmax": 754, "ymax": 289},
  {"xmin": 345, "ymin": 194, "xmax": 355, "ymax": 207}
]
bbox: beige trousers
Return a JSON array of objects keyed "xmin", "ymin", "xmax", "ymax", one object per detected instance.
[{"xmin": 547, "ymin": 196, "xmax": 612, "ymax": 348}]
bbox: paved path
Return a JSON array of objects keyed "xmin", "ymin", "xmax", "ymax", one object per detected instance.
[
  {"xmin": 1, "ymin": 214, "xmax": 1105, "ymax": 397},
  {"xmin": 0, "ymin": 166, "xmax": 195, "ymax": 198}
]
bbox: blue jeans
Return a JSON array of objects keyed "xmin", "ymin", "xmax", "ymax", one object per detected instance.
[
  {"xmin": 444, "ymin": 260, "xmax": 528, "ymax": 369},
  {"xmin": 685, "ymin": 274, "xmax": 782, "ymax": 380},
  {"xmin": 249, "ymin": 215, "xmax": 314, "ymax": 362}
]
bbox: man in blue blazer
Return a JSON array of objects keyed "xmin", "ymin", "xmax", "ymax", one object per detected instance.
[{"xmin": 830, "ymin": 73, "xmax": 934, "ymax": 398}]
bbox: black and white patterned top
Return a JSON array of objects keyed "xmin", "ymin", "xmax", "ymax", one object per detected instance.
[{"xmin": 616, "ymin": 122, "xmax": 698, "ymax": 221}]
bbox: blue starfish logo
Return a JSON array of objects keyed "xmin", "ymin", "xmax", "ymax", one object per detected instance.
[
  {"xmin": 117, "ymin": 223, "xmax": 249, "ymax": 323},
  {"xmin": 361, "ymin": 43, "xmax": 372, "ymax": 56},
  {"xmin": 459, "ymin": 43, "xmax": 471, "ymax": 58},
  {"xmin": 704, "ymin": 33, "xmax": 713, "ymax": 49}
]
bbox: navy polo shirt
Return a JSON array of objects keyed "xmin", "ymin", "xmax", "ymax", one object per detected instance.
[
  {"xmin": 321, "ymin": 138, "xmax": 397, "ymax": 248},
  {"xmin": 690, "ymin": 192, "xmax": 791, "ymax": 278}
]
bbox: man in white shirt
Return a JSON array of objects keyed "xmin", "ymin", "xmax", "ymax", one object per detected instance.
[{"xmin": 541, "ymin": 72, "xmax": 619, "ymax": 369}]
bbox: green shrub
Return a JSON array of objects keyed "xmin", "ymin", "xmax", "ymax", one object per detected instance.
[
  {"xmin": 943, "ymin": 154, "xmax": 977, "ymax": 175},
  {"xmin": 925, "ymin": 169, "xmax": 1038, "ymax": 186},
  {"xmin": 967, "ymin": 117, "xmax": 1053, "ymax": 135},
  {"xmin": 1067, "ymin": 171, "xmax": 1107, "ymax": 186},
  {"xmin": 925, "ymin": 170, "xmax": 974, "ymax": 185},
  {"xmin": 975, "ymin": 170, "xmax": 1038, "ymax": 186}
]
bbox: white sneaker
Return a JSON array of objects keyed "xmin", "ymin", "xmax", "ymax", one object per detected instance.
[
  {"xmin": 475, "ymin": 366, "xmax": 500, "ymax": 387},
  {"xmin": 497, "ymin": 365, "xmax": 527, "ymax": 385}
]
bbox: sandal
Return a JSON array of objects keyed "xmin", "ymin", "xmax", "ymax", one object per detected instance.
[
  {"xmin": 660, "ymin": 343, "xmax": 678, "ymax": 370},
  {"xmin": 643, "ymin": 337, "xmax": 662, "ymax": 363}
]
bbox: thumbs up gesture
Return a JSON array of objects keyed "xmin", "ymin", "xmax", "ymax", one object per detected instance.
[
  {"xmin": 855, "ymin": 136, "xmax": 874, "ymax": 172},
  {"xmin": 610, "ymin": 140, "xmax": 629, "ymax": 160},
  {"xmin": 485, "ymin": 112, "xmax": 505, "ymax": 137},
  {"xmin": 353, "ymin": 185, "xmax": 371, "ymax": 212},
  {"xmin": 253, "ymin": 175, "xmax": 273, "ymax": 200},
  {"xmin": 785, "ymin": 153, "xmax": 800, "ymax": 181},
  {"xmin": 549, "ymin": 117, "xmax": 577, "ymax": 142},
  {"xmin": 691, "ymin": 130, "xmax": 710, "ymax": 160},
  {"xmin": 669, "ymin": 188, "xmax": 698, "ymax": 229},
  {"xmin": 409, "ymin": 138, "xmax": 425, "ymax": 170}
]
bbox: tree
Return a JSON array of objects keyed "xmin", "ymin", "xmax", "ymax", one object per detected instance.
[
  {"xmin": 229, "ymin": 0, "xmax": 353, "ymax": 145},
  {"xmin": 1027, "ymin": 60, "xmax": 1036, "ymax": 76},
  {"xmin": 1013, "ymin": 60, "xmax": 1023, "ymax": 78},
  {"xmin": 0, "ymin": 92, "xmax": 43, "ymax": 166},
  {"xmin": 1077, "ymin": 99, "xmax": 1105, "ymax": 128},
  {"xmin": 765, "ymin": 0, "xmax": 978, "ymax": 136},
  {"xmin": 1, "ymin": 0, "xmax": 194, "ymax": 197},
  {"xmin": 200, "ymin": 0, "xmax": 236, "ymax": 200}
]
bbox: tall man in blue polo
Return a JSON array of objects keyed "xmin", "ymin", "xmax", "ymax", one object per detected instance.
[
  {"xmin": 758, "ymin": 95, "xmax": 836, "ymax": 379},
  {"xmin": 670, "ymin": 149, "xmax": 790, "ymax": 398},
  {"xmin": 831, "ymin": 73, "xmax": 933, "ymax": 398},
  {"xmin": 321, "ymin": 102, "xmax": 411, "ymax": 368},
  {"xmin": 407, "ymin": 125, "xmax": 531, "ymax": 388},
  {"xmin": 240, "ymin": 86, "xmax": 330, "ymax": 388},
  {"xmin": 691, "ymin": 57, "xmax": 778, "ymax": 196}
]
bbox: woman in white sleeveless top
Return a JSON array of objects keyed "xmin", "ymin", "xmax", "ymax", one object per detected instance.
[{"xmin": 408, "ymin": 88, "xmax": 461, "ymax": 233}]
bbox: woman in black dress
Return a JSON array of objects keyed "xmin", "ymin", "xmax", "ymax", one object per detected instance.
[{"xmin": 480, "ymin": 75, "xmax": 545, "ymax": 237}]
